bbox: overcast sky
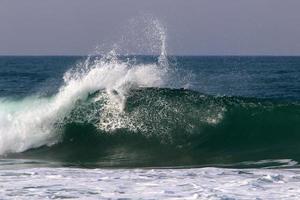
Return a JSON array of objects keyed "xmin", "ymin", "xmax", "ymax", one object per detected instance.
[{"xmin": 1, "ymin": 0, "xmax": 300, "ymax": 55}]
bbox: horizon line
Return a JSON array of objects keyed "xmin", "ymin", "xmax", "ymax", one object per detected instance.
[{"xmin": 1, "ymin": 54, "xmax": 300, "ymax": 57}]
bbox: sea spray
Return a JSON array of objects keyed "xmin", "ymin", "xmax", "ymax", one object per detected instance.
[
  {"xmin": 6, "ymin": 88, "xmax": 300, "ymax": 167},
  {"xmin": 0, "ymin": 19, "xmax": 171, "ymax": 155}
]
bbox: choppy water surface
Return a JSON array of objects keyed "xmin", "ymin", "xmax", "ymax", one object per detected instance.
[{"xmin": 1, "ymin": 166, "xmax": 300, "ymax": 199}]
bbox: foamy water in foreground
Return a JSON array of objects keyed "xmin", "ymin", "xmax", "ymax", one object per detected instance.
[{"xmin": 1, "ymin": 167, "xmax": 300, "ymax": 199}]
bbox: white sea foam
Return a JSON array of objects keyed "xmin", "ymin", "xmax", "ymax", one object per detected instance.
[
  {"xmin": 1, "ymin": 166, "xmax": 300, "ymax": 199},
  {"xmin": 0, "ymin": 55, "xmax": 169, "ymax": 154},
  {"xmin": 0, "ymin": 18, "xmax": 224, "ymax": 155},
  {"xmin": 0, "ymin": 20, "xmax": 171, "ymax": 155}
]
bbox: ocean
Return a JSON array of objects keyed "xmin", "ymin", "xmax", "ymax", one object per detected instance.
[{"xmin": 0, "ymin": 55, "xmax": 300, "ymax": 199}]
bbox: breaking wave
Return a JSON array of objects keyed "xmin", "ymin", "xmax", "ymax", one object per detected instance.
[{"xmin": 0, "ymin": 19, "xmax": 300, "ymax": 168}]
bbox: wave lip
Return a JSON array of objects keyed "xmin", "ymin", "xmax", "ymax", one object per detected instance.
[
  {"xmin": 0, "ymin": 54, "xmax": 168, "ymax": 155},
  {"xmin": 1, "ymin": 18, "xmax": 299, "ymax": 168},
  {"xmin": 0, "ymin": 18, "xmax": 174, "ymax": 156}
]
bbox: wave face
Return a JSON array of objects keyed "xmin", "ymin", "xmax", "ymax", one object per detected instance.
[
  {"xmin": 0, "ymin": 19, "xmax": 171, "ymax": 157},
  {"xmin": 0, "ymin": 54, "xmax": 168, "ymax": 155},
  {"xmin": 1, "ymin": 20, "xmax": 300, "ymax": 168},
  {"xmin": 4, "ymin": 87, "xmax": 300, "ymax": 168}
]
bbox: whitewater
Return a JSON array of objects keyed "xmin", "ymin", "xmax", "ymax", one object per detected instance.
[
  {"xmin": 0, "ymin": 19, "xmax": 171, "ymax": 155},
  {"xmin": 0, "ymin": 52, "xmax": 166, "ymax": 154},
  {"xmin": 1, "ymin": 166, "xmax": 300, "ymax": 199},
  {"xmin": 1, "ymin": 18, "xmax": 300, "ymax": 199}
]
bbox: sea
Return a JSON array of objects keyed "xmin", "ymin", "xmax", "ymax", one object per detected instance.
[{"xmin": 0, "ymin": 54, "xmax": 299, "ymax": 199}]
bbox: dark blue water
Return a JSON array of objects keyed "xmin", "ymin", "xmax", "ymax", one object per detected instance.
[
  {"xmin": 0, "ymin": 56, "xmax": 78, "ymax": 97},
  {"xmin": 179, "ymin": 56, "xmax": 300, "ymax": 100},
  {"xmin": 0, "ymin": 56, "xmax": 300, "ymax": 168},
  {"xmin": 1, "ymin": 56, "xmax": 299, "ymax": 100}
]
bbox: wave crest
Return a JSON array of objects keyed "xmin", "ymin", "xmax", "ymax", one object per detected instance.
[{"xmin": 0, "ymin": 19, "xmax": 171, "ymax": 155}]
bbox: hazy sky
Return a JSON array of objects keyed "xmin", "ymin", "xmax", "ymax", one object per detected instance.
[{"xmin": 1, "ymin": 0, "xmax": 300, "ymax": 55}]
